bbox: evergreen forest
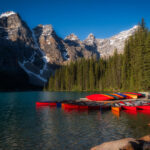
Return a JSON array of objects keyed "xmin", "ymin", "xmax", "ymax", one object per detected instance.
[{"xmin": 47, "ymin": 19, "xmax": 150, "ymax": 92}]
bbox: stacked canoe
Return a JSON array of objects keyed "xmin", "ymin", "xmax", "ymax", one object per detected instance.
[
  {"xmin": 36, "ymin": 92, "xmax": 145, "ymax": 111},
  {"xmin": 111, "ymin": 101, "xmax": 150, "ymax": 112},
  {"xmin": 86, "ymin": 92, "xmax": 145, "ymax": 101}
]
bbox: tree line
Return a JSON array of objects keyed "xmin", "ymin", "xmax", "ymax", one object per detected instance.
[{"xmin": 46, "ymin": 19, "xmax": 150, "ymax": 91}]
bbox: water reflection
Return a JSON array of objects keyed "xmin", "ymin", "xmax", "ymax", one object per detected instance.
[
  {"xmin": 0, "ymin": 92, "xmax": 150, "ymax": 150},
  {"xmin": 111, "ymin": 110, "xmax": 120, "ymax": 118},
  {"xmin": 123, "ymin": 110, "xmax": 137, "ymax": 116}
]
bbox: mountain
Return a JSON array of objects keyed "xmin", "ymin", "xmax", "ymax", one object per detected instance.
[
  {"xmin": 70, "ymin": 25, "xmax": 138, "ymax": 58},
  {"xmin": 33, "ymin": 24, "xmax": 67, "ymax": 64},
  {"xmin": 0, "ymin": 11, "xmax": 138, "ymax": 89},
  {"xmin": 64, "ymin": 33, "xmax": 99, "ymax": 61},
  {"xmin": 83, "ymin": 33, "xmax": 96, "ymax": 46},
  {"xmin": 96, "ymin": 25, "xmax": 139, "ymax": 58},
  {"xmin": 0, "ymin": 11, "xmax": 52, "ymax": 88}
]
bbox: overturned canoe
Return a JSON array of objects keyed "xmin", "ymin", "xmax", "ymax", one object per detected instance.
[
  {"xmin": 123, "ymin": 93, "xmax": 138, "ymax": 99},
  {"xmin": 123, "ymin": 92, "xmax": 143, "ymax": 98},
  {"xmin": 111, "ymin": 93, "xmax": 124, "ymax": 99},
  {"xmin": 105, "ymin": 93, "xmax": 120, "ymax": 100},
  {"xmin": 115, "ymin": 93, "xmax": 127, "ymax": 99},
  {"xmin": 86, "ymin": 94, "xmax": 114, "ymax": 101}
]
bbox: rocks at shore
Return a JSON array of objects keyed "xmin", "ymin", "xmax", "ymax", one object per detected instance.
[
  {"xmin": 91, "ymin": 135, "xmax": 150, "ymax": 150},
  {"xmin": 91, "ymin": 138, "xmax": 136, "ymax": 150}
]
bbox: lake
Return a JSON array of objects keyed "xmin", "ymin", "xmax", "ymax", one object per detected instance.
[{"xmin": 0, "ymin": 91, "xmax": 150, "ymax": 150}]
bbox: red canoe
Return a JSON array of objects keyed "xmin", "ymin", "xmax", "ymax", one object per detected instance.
[
  {"xmin": 36, "ymin": 102, "xmax": 57, "ymax": 106},
  {"xmin": 137, "ymin": 105, "xmax": 150, "ymax": 110},
  {"xmin": 63, "ymin": 103, "xmax": 90, "ymax": 110},
  {"xmin": 86, "ymin": 94, "xmax": 114, "ymax": 101},
  {"xmin": 122, "ymin": 105, "xmax": 137, "ymax": 111},
  {"xmin": 63, "ymin": 103, "xmax": 79, "ymax": 109},
  {"xmin": 63, "ymin": 102, "xmax": 109, "ymax": 110}
]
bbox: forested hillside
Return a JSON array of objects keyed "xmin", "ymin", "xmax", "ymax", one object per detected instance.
[{"xmin": 47, "ymin": 19, "xmax": 150, "ymax": 91}]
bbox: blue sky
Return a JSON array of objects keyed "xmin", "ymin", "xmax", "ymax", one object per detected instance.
[{"xmin": 0, "ymin": 0, "xmax": 150, "ymax": 40}]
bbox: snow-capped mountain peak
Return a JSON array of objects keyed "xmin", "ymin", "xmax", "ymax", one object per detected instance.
[
  {"xmin": 41, "ymin": 25, "xmax": 53, "ymax": 36},
  {"xmin": 109, "ymin": 25, "xmax": 139, "ymax": 46},
  {"xmin": 110, "ymin": 25, "xmax": 139, "ymax": 41},
  {"xmin": 96, "ymin": 25, "xmax": 139, "ymax": 58},
  {"xmin": 34, "ymin": 24, "xmax": 54, "ymax": 36},
  {"xmin": 83, "ymin": 33, "xmax": 96, "ymax": 45},
  {"xmin": 87, "ymin": 33, "xmax": 95, "ymax": 39},
  {"xmin": 65, "ymin": 33, "xmax": 79, "ymax": 41},
  {"xmin": 0, "ymin": 11, "xmax": 16, "ymax": 18}
]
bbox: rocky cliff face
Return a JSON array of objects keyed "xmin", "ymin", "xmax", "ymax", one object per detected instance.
[
  {"xmin": 0, "ymin": 11, "xmax": 138, "ymax": 89},
  {"xmin": 0, "ymin": 11, "xmax": 52, "ymax": 87},
  {"xmin": 96, "ymin": 25, "xmax": 139, "ymax": 58},
  {"xmin": 64, "ymin": 33, "xmax": 99, "ymax": 61},
  {"xmin": 33, "ymin": 24, "xmax": 67, "ymax": 64},
  {"xmin": 63, "ymin": 25, "xmax": 138, "ymax": 59}
]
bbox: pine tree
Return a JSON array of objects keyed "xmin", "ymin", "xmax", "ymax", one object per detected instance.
[
  {"xmin": 143, "ymin": 32, "xmax": 150, "ymax": 90},
  {"xmin": 47, "ymin": 18, "xmax": 150, "ymax": 92}
]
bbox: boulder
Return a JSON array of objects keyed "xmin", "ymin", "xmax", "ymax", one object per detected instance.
[
  {"xmin": 143, "ymin": 142, "xmax": 150, "ymax": 150},
  {"xmin": 139, "ymin": 135, "xmax": 150, "ymax": 142},
  {"xmin": 91, "ymin": 135, "xmax": 150, "ymax": 150},
  {"xmin": 120, "ymin": 141, "xmax": 140, "ymax": 150},
  {"xmin": 91, "ymin": 138, "xmax": 136, "ymax": 150}
]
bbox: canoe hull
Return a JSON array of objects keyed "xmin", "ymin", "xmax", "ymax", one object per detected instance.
[
  {"xmin": 36, "ymin": 102, "xmax": 57, "ymax": 106},
  {"xmin": 112, "ymin": 94, "xmax": 124, "ymax": 99},
  {"xmin": 124, "ymin": 92, "xmax": 144, "ymax": 98},
  {"xmin": 137, "ymin": 105, "xmax": 150, "ymax": 110},
  {"xmin": 122, "ymin": 105, "xmax": 137, "ymax": 111},
  {"xmin": 123, "ymin": 93, "xmax": 138, "ymax": 99},
  {"xmin": 86, "ymin": 94, "xmax": 114, "ymax": 101}
]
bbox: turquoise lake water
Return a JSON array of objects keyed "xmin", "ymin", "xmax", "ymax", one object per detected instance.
[{"xmin": 0, "ymin": 91, "xmax": 150, "ymax": 150}]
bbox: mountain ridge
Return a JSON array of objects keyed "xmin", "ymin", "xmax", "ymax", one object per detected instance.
[{"xmin": 0, "ymin": 11, "xmax": 138, "ymax": 88}]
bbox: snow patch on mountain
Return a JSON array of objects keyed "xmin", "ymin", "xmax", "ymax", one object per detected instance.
[
  {"xmin": 18, "ymin": 29, "xmax": 49, "ymax": 83},
  {"xmin": 31, "ymin": 30, "xmax": 48, "ymax": 75},
  {"xmin": 65, "ymin": 33, "xmax": 79, "ymax": 41},
  {"xmin": 84, "ymin": 33, "xmax": 95, "ymax": 45},
  {"xmin": 41, "ymin": 25, "xmax": 53, "ymax": 36},
  {"xmin": 96, "ymin": 25, "xmax": 139, "ymax": 57},
  {"xmin": 109, "ymin": 25, "xmax": 138, "ymax": 45},
  {"xmin": 0, "ymin": 11, "xmax": 16, "ymax": 18},
  {"xmin": 18, "ymin": 61, "xmax": 47, "ymax": 82}
]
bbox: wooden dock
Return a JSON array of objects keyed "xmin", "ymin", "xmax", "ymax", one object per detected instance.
[{"xmin": 77, "ymin": 97, "xmax": 149, "ymax": 104}]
